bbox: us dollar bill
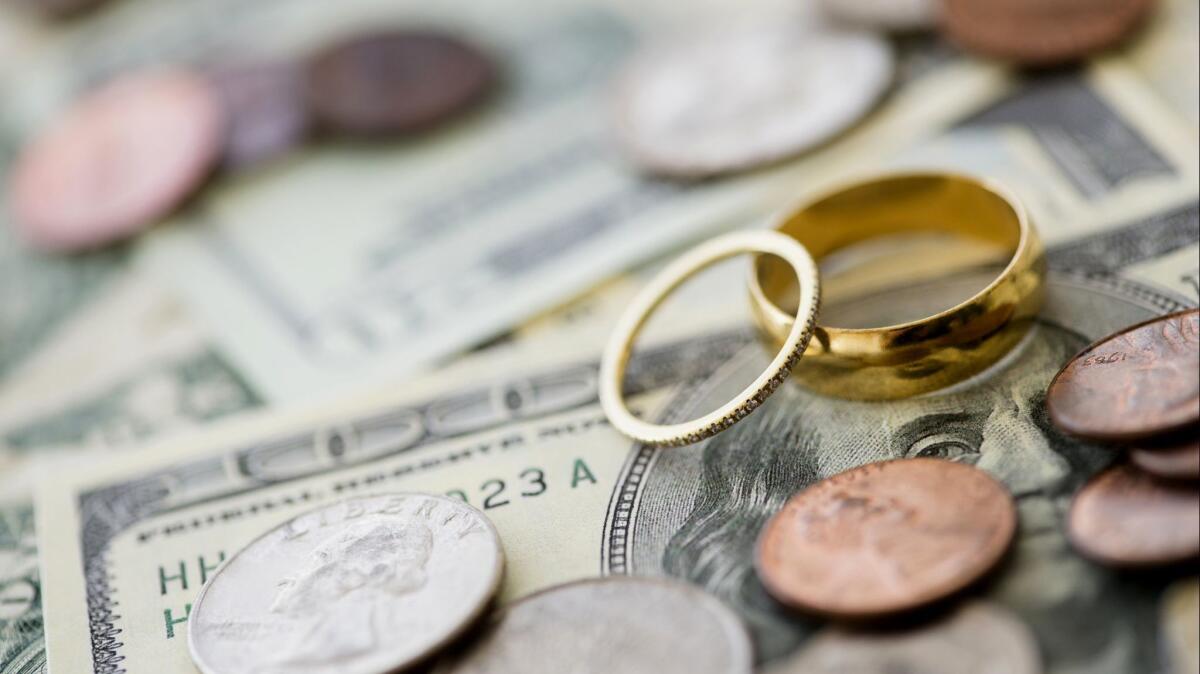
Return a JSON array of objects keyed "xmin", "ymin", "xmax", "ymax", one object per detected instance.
[
  {"xmin": 0, "ymin": 273, "xmax": 261, "ymax": 457},
  {"xmin": 35, "ymin": 257, "xmax": 1196, "ymax": 674},
  {"xmin": 0, "ymin": 502, "xmax": 44, "ymax": 674}
]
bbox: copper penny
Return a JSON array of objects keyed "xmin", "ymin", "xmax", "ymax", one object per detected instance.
[
  {"xmin": 1130, "ymin": 436, "xmax": 1200, "ymax": 481},
  {"xmin": 207, "ymin": 61, "xmax": 311, "ymax": 170},
  {"xmin": 1068, "ymin": 463, "xmax": 1199, "ymax": 566},
  {"xmin": 941, "ymin": 0, "xmax": 1155, "ymax": 66},
  {"xmin": 1047, "ymin": 309, "xmax": 1200, "ymax": 442},
  {"xmin": 8, "ymin": 68, "xmax": 222, "ymax": 252},
  {"xmin": 305, "ymin": 31, "xmax": 495, "ymax": 136},
  {"xmin": 755, "ymin": 458, "xmax": 1016, "ymax": 618}
]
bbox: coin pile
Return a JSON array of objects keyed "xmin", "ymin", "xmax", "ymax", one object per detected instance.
[
  {"xmin": 1047, "ymin": 309, "xmax": 1200, "ymax": 567},
  {"xmin": 6, "ymin": 29, "xmax": 495, "ymax": 252}
]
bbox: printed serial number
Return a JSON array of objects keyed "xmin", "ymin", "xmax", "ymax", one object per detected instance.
[{"xmin": 446, "ymin": 458, "xmax": 597, "ymax": 509}]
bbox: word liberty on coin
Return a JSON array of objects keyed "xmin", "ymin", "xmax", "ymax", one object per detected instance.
[{"xmin": 188, "ymin": 494, "xmax": 503, "ymax": 674}]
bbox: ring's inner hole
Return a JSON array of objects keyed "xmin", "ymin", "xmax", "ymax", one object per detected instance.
[
  {"xmin": 623, "ymin": 250, "xmax": 798, "ymax": 420},
  {"xmin": 758, "ymin": 178, "xmax": 1017, "ymax": 328}
]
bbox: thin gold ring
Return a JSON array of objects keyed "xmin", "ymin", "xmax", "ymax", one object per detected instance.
[
  {"xmin": 748, "ymin": 172, "xmax": 1044, "ymax": 400},
  {"xmin": 600, "ymin": 230, "xmax": 820, "ymax": 446}
]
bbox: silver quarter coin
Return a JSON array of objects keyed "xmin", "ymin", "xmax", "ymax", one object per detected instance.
[
  {"xmin": 434, "ymin": 576, "xmax": 753, "ymax": 674},
  {"xmin": 816, "ymin": 0, "xmax": 938, "ymax": 32},
  {"xmin": 766, "ymin": 601, "xmax": 1041, "ymax": 674},
  {"xmin": 188, "ymin": 494, "xmax": 503, "ymax": 674},
  {"xmin": 612, "ymin": 22, "xmax": 893, "ymax": 178}
]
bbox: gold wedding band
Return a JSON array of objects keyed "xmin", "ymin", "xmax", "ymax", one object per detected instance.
[
  {"xmin": 601, "ymin": 230, "xmax": 820, "ymax": 446},
  {"xmin": 749, "ymin": 172, "xmax": 1044, "ymax": 400}
]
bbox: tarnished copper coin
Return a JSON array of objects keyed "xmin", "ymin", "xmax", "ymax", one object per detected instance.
[
  {"xmin": 8, "ymin": 69, "xmax": 222, "ymax": 251},
  {"xmin": 1047, "ymin": 310, "xmax": 1199, "ymax": 442},
  {"xmin": 305, "ymin": 30, "xmax": 495, "ymax": 136},
  {"xmin": 1068, "ymin": 463, "xmax": 1200, "ymax": 567},
  {"xmin": 207, "ymin": 62, "xmax": 311, "ymax": 169},
  {"xmin": 755, "ymin": 458, "xmax": 1016, "ymax": 618},
  {"xmin": 941, "ymin": 0, "xmax": 1156, "ymax": 66},
  {"xmin": 1130, "ymin": 437, "xmax": 1200, "ymax": 481}
]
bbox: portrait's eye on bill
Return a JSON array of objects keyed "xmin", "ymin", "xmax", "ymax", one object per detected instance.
[{"xmin": 0, "ymin": 1, "xmax": 1197, "ymax": 674}]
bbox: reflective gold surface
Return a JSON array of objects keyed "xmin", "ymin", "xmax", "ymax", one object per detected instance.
[{"xmin": 748, "ymin": 172, "xmax": 1044, "ymax": 400}]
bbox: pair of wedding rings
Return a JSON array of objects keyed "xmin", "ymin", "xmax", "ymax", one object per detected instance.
[{"xmin": 600, "ymin": 173, "xmax": 1045, "ymax": 447}]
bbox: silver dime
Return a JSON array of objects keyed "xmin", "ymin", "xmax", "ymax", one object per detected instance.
[
  {"xmin": 765, "ymin": 602, "xmax": 1040, "ymax": 674},
  {"xmin": 816, "ymin": 0, "xmax": 938, "ymax": 32},
  {"xmin": 612, "ymin": 22, "xmax": 893, "ymax": 178},
  {"xmin": 434, "ymin": 576, "xmax": 753, "ymax": 674},
  {"xmin": 188, "ymin": 494, "xmax": 503, "ymax": 674}
]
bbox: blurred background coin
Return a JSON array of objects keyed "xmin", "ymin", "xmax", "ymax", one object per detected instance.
[
  {"xmin": 207, "ymin": 61, "xmax": 311, "ymax": 170},
  {"xmin": 434, "ymin": 576, "xmax": 752, "ymax": 674},
  {"xmin": 765, "ymin": 601, "xmax": 1040, "ymax": 674},
  {"xmin": 188, "ymin": 494, "xmax": 503, "ymax": 674},
  {"xmin": 756, "ymin": 458, "xmax": 1016, "ymax": 618},
  {"xmin": 1067, "ymin": 463, "xmax": 1199, "ymax": 567},
  {"xmin": 816, "ymin": 0, "xmax": 938, "ymax": 32},
  {"xmin": 612, "ymin": 22, "xmax": 892, "ymax": 178},
  {"xmin": 1130, "ymin": 436, "xmax": 1200, "ymax": 481},
  {"xmin": 941, "ymin": 0, "xmax": 1157, "ymax": 66},
  {"xmin": 305, "ymin": 30, "xmax": 496, "ymax": 136},
  {"xmin": 6, "ymin": 0, "xmax": 108, "ymax": 19},
  {"xmin": 1047, "ymin": 309, "xmax": 1200, "ymax": 442},
  {"xmin": 1161, "ymin": 579, "xmax": 1200, "ymax": 674},
  {"xmin": 8, "ymin": 68, "xmax": 222, "ymax": 252}
]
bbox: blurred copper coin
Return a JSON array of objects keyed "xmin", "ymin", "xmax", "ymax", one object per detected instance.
[
  {"xmin": 305, "ymin": 31, "xmax": 495, "ymax": 136},
  {"xmin": 8, "ymin": 69, "xmax": 221, "ymax": 251},
  {"xmin": 1047, "ymin": 309, "xmax": 1199, "ymax": 442},
  {"xmin": 941, "ymin": 0, "xmax": 1156, "ymax": 66},
  {"xmin": 1130, "ymin": 437, "xmax": 1200, "ymax": 481},
  {"xmin": 207, "ymin": 62, "xmax": 311, "ymax": 169},
  {"xmin": 1067, "ymin": 463, "xmax": 1200, "ymax": 567},
  {"xmin": 766, "ymin": 601, "xmax": 1039, "ymax": 674},
  {"xmin": 755, "ymin": 458, "xmax": 1016, "ymax": 618},
  {"xmin": 612, "ymin": 22, "xmax": 892, "ymax": 178}
]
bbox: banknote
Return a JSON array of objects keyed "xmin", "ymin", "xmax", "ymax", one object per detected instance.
[
  {"xmin": 124, "ymin": 3, "xmax": 1010, "ymax": 403},
  {"xmin": 0, "ymin": 273, "xmax": 261, "ymax": 456},
  {"xmin": 35, "ymin": 260, "xmax": 1196, "ymax": 674},
  {"xmin": 1127, "ymin": 0, "xmax": 1200, "ymax": 128},
  {"xmin": 0, "ymin": 501, "xmax": 43, "ymax": 674}
]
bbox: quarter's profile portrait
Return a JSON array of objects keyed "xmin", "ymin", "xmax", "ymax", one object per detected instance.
[{"xmin": 268, "ymin": 518, "xmax": 434, "ymax": 667}]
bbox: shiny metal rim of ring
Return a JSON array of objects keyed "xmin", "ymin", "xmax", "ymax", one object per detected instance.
[{"xmin": 599, "ymin": 230, "xmax": 820, "ymax": 447}]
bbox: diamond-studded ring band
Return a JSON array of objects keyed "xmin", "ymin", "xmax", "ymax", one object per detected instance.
[{"xmin": 599, "ymin": 230, "xmax": 820, "ymax": 447}]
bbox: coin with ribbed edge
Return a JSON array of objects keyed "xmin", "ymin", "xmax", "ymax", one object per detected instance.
[
  {"xmin": 305, "ymin": 30, "xmax": 495, "ymax": 136},
  {"xmin": 433, "ymin": 576, "xmax": 752, "ymax": 674},
  {"xmin": 1047, "ymin": 309, "xmax": 1199, "ymax": 443},
  {"xmin": 188, "ymin": 494, "xmax": 503, "ymax": 674},
  {"xmin": 756, "ymin": 458, "xmax": 1016, "ymax": 618},
  {"xmin": 612, "ymin": 21, "xmax": 892, "ymax": 178}
]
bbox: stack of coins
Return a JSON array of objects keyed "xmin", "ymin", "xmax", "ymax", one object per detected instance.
[
  {"xmin": 1046, "ymin": 309, "xmax": 1199, "ymax": 568},
  {"xmin": 6, "ymin": 29, "xmax": 496, "ymax": 253}
]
